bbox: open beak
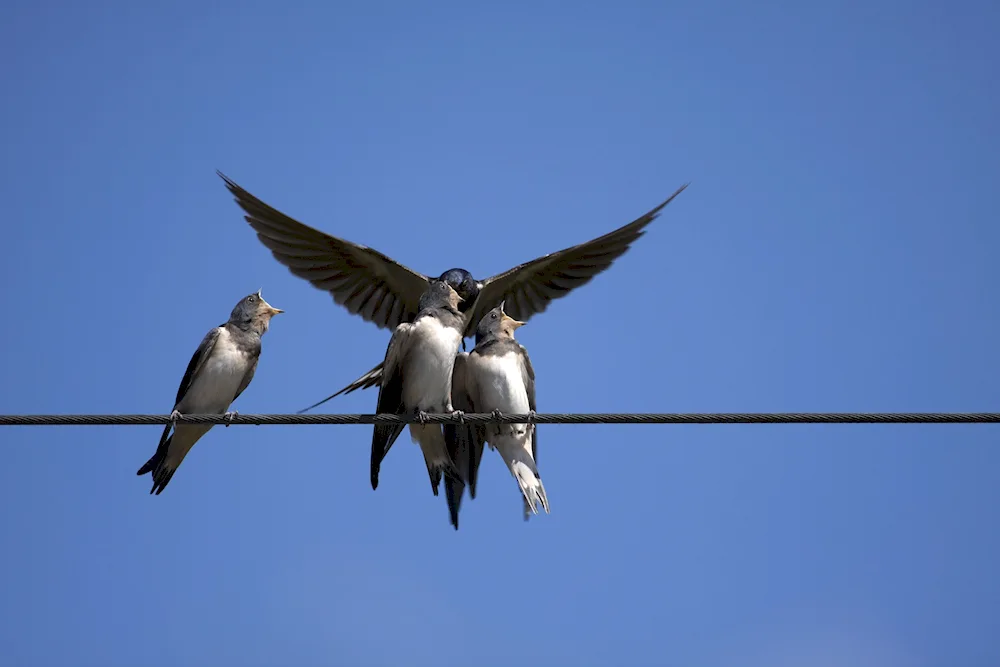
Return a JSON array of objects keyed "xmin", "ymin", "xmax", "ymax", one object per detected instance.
[
  {"xmin": 261, "ymin": 299, "xmax": 284, "ymax": 315},
  {"xmin": 256, "ymin": 290, "xmax": 283, "ymax": 315},
  {"xmin": 498, "ymin": 300, "xmax": 524, "ymax": 327}
]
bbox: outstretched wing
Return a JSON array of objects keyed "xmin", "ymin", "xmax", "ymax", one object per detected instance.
[
  {"xmin": 370, "ymin": 323, "xmax": 411, "ymax": 490},
  {"xmin": 219, "ymin": 171, "xmax": 431, "ymax": 331},
  {"xmin": 468, "ymin": 183, "xmax": 689, "ymax": 336},
  {"xmin": 443, "ymin": 352, "xmax": 486, "ymax": 529},
  {"xmin": 298, "ymin": 183, "xmax": 690, "ymax": 409}
]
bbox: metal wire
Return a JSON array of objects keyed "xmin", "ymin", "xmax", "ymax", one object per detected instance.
[{"xmin": 0, "ymin": 412, "xmax": 998, "ymax": 426}]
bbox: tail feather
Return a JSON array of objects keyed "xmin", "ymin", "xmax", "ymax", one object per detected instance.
[
  {"xmin": 410, "ymin": 423, "xmax": 461, "ymax": 498},
  {"xmin": 371, "ymin": 423, "xmax": 406, "ymax": 490},
  {"xmin": 443, "ymin": 422, "xmax": 487, "ymax": 529},
  {"xmin": 136, "ymin": 453, "xmax": 158, "ymax": 477},
  {"xmin": 425, "ymin": 457, "xmax": 462, "ymax": 497},
  {"xmin": 444, "ymin": 476, "xmax": 466, "ymax": 530},
  {"xmin": 510, "ymin": 460, "xmax": 550, "ymax": 516},
  {"xmin": 495, "ymin": 435, "xmax": 550, "ymax": 517},
  {"xmin": 136, "ymin": 423, "xmax": 206, "ymax": 495},
  {"xmin": 136, "ymin": 427, "xmax": 177, "ymax": 495}
]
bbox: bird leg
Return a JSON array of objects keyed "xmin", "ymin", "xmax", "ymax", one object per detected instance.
[
  {"xmin": 223, "ymin": 410, "xmax": 239, "ymax": 427},
  {"xmin": 169, "ymin": 410, "xmax": 182, "ymax": 425},
  {"xmin": 451, "ymin": 410, "xmax": 465, "ymax": 424},
  {"xmin": 417, "ymin": 410, "xmax": 431, "ymax": 425}
]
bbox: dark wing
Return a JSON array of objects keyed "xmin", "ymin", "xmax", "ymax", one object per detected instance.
[
  {"xmin": 370, "ymin": 324, "xmax": 411, "ymax": 490},
  {"xmin": 174, "ymin": 328, "xmax": 222, "ymax": 408},
  {"xmin": 519, "ymin": 344, "xmax": 538, "ymax": 521},
  {"xmin": 218, "ymin": 171, "xmax": 432, "ymax": 331},
  {"xmin": 138, "ymin": 327, "xmax": 222, "ymax": 482},
  {"xmin": 469, "ymin": 183, "xmax": 689, "ymax": 335},
  {"xmin": 443, "ymin": 353, "xmax": 486, "ymax": 529}
]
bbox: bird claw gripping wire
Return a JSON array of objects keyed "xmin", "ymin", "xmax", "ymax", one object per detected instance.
[
  {"xmin": 417, "ymin": 411, "xmax": 431, "ymax": 425},
  {"xmin": 169, "ymin": 410, "xmax": 182, "ymax": 426},
  {"xmin": 527, "ymin": 410, "xmax": 537, "ymax": 424},
  {"xmin": 451, "ymin": 410, "xmax": 466, "ymax": 424},
  {"xmin": 490, "ymin": 409, "xmax": 504, "ymax": 422},
  {"xmin": 223, "ymin": 411, "xmax": 238, "ymax": 427}
]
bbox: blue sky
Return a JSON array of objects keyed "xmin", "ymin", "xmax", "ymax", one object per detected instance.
[{"xmin": 1, "ymin": 1, "xmax": 998, "ymax": 665}]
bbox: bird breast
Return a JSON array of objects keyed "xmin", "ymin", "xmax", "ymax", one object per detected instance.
[
  {"xmin": 181, "ymin": 328, "xmax": 250, "ymax": 413},
  {"xmin": 472, "ymin": 352, "xmax": 530, "ymax": 414},
  {"xmin": 402, "ymin": 316, "xmax": 463, "ymax": 410}
]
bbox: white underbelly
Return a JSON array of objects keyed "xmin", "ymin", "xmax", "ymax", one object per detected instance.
[
  {"xmin": 181, "ymin": 340, "xmax": 247, "ymax": 413},
  {"xmin": 476, "ymin": 355, "xmax": 530, "ymax": 414},
  {"xmin": 402, "ymin": 318, "xmax": 462, "ymax": 410}
]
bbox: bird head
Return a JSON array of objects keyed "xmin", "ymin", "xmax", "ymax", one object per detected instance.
[
  {"xmin": 230, "ymin": 289, "xmax": 284, "ymax": 334},
  {"xmin": 419, "ymin": 279, "xmax": 464, "ymax": 313},
  {"xmin": 476, "ymin": 299, "xmax": 525, "ymax": 342},
  {"xmin": 438, "ymin": 268, "xmax": 481, "ymax": 313}
]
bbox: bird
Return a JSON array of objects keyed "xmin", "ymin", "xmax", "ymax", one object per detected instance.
[
  {"xmin": 444, "ymin": 301, "xmax": 548, "ymax": 528},
  {"xmin": 137, "ymin": 290, "xmax": 283, "ymax": 494},
  {"xmin": 215, "ymin": 171, "xmax": 688, "ymax": 409},
  {"xmin": 370, "ymin": 279, "xmax": 467, "ymax": 496}
]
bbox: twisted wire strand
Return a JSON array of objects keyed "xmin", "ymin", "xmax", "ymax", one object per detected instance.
[{"xmin": 1, "ymin": 412, "xmax": 998, "ymax": 426}]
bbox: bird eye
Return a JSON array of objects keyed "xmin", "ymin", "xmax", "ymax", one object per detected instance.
[
  {"xmin": 491, "ymin": 313, "xmax": 497, "ymax": 319},
  {"xmin": 248, "ymin": 296, "xmax": 256, "ymax": 302}
]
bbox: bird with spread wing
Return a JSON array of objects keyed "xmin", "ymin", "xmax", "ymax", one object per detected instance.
[{"xmin": 217, "ymin": 172, "xmax": 688, "ymax": 409}]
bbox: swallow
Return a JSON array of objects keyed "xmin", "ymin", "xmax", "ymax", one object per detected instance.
[
  {"xmin": 136, "ymin": 290, "xmax": 283, "ymax": 494},
  {"xmin": 370, "ymin": 279, "xmax": 467, "ymax": 496},
  {"xmin": 216, "ymin": 171, "xmax": 688, "ymax": 408},
  {"xmin": 445, "ymin": 301, "xmax": 548, "ymax": 526}
]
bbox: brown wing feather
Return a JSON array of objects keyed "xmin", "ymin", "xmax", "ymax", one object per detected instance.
[
  {"xmin": 470, "ymin": 183, "xmax": 689, "ymax": 333},
  {"xmin": 218, "ymin": 171, "xmax": 431, "ymax": 331}
]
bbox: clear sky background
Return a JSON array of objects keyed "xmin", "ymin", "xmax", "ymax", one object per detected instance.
[{"xmin": 1, "ymin": 1, "xmax": 998, "ymax": 665}]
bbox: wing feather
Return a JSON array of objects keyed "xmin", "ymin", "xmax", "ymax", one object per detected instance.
[
  {"xmin": 444, "ymin": 352, "xmax": 487, "ymax": 528},
  {"xmin": 370, "ymin": 324, "xmax": 411, "ymax": 489},
  {"xmin": 468, "ymin": 183, "xmax": 689, "ymax": 335},
  {"xmin": 219, "ymin": 171, "xmax": 431, "ymax": 331},
  {"xmin": 173, "ymin": 328, "xmax": 222, "ymax": 408}
]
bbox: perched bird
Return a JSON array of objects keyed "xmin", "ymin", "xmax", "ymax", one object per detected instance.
[
  {"xmin": 137, "ymin": 290, "xmax": 283, "ymax": 494},
  {"xmin": 445, "ymin": 301, "xmax": 548, "ymax": 528},
  {"xmin": 370, "ymin": 279, "xmax": 467, "ymax": 496},
  {"xmin": 216, "ymin": 171, "xmax": 688, "ymax": 408}
]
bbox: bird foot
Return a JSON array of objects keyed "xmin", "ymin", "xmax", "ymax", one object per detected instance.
[
  {"xmin": 223, "ymin": 410, "xmax": 238, "ymax": 427},
  {"xmin": 169, "ymin": 410, "xmax": 182, "ymax": 425},
  {"xmin": 527, "ymin": 410, "xmax": 538, "ymax": 424},
  {"xmin": 490, "ymin": 409, "xmax": 504, "ymax": 422},
  {"xmin": 417, "ymin": 410, "xmax": 431, "ymax": 425},
  {"xmin": 451, "ymin": 410, "xmax": 465, "ymax": 424}
]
